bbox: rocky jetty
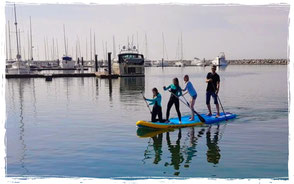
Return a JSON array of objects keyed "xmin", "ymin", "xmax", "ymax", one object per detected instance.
[{"xmin": 227, "ymin": 59, "xmax": 288, "ymax": 65}]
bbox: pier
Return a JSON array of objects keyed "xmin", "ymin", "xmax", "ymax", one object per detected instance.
[{"xmin": 6, "ymin": 73, "xmax": 96, "ymax": 79}]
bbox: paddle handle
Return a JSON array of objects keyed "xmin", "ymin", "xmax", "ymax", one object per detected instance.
[{"xmin": 141, "ymin": 92, "xmax": 152, "ymax": 114}]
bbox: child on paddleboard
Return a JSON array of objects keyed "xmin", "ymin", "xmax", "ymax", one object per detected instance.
[
  {"xmin": 182, "ymin": 75, "xmax": 197, "ymax": 121},
  {"xmin": 163, "ymin": 78, "xmax": 182, "ymax": 124},
  {"xmin": 144, "ymin": 88, "xmax": 165, "ymax": 122}
]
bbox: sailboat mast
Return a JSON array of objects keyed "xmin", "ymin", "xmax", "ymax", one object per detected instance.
[
  {"xmin": 30, "ymin": 16, "xmax": 33, "ymax": 60},
  {"xmin": 136, "ymin": 32, "xmax": 139, "ymax": 52},
  {"xmin": 44, "ymin": 37, "xmax": 47, "ymax": 60},
  {"xmin": 112, "ymin": 35, "xmax": 116, "ymax": 59},
  {"xmin": 18, "ymin": 29, "xmax": 22, "ymax": 59},
  {"xmin": 93, "ymin": 33, "xmax": 96, "ymax": 56},
  {"xmin": 63, "ymin": 24, "xmax": 67, "ymax": 56},
  {"xmin": 14, "ymin": 3, "xmax": 20, "ymax": 60},
  {"xmin": 27, "ymin": 31, "xmax": 30, "ymax": 60},
  {"xmin": 90, "ymin": 29, "xmax": 92, "ymax": 61},
  {"xmin": 6, "ymin": 22, "xmax": 8, "ymax": 60},
  {"xmin": 8, "ymin": 21, "xmax": 12, "ymax": 60},
  {"xmin": 52, "ymin": 38, "xmax": 55, "ymax": 60},
  {"xmin": 162, "ymin": 32, "xmax": 164, "ymax": 60},
  {"xmin": 181, "ymin": 32, "xmax": 183, "ymax": 61},
  {"xmin": 86, "ymin": 38, "xmax": 88, "ymax": 60},
  {"xmin": 145, "ymin": 33, "xmax": 148, "ymax": 59},
  {"xmin": 56, "ymin": 38, "xmax": 59, "ymax": 60}
]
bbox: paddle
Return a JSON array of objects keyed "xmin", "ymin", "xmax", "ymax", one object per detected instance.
[
  {"xmin": 209, "ymin": 79, "xmax": 227, "ymax": 121},
  {"xmin": 168, "ymin": 90, "xmax": 206, "ymax": 123},
  {"xmin": 141, "ymin": 92, "xmax": 152, "ymax": 114}
]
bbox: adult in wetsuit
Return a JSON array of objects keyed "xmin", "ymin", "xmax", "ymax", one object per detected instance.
[{"xmin": 164, "ymin": 78, "xmax": 182, "ymax": 123}]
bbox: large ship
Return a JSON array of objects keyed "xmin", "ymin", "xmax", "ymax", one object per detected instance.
[
  {"xmin": 112, "ymin": 45, "xmax": 144, "ymax": 77},
  {"xmin": 211, "ymin": 52, "xmax": 228, "ymax": 66}
]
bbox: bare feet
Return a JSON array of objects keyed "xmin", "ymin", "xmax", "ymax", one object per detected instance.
[
  {"xmin": 206, "ymin": 113, "xmax": 212, "ymax": 116},
  {"xmin": 215, "ymin": 114, "xmax": 220, "ymax": 118}
]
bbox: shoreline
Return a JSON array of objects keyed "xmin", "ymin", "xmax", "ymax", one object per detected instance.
[{"xmin": 227, "ymin": 59, "xmax": 288, "ymax": 65}]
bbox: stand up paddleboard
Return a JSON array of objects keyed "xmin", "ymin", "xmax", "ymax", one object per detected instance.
[{"xmin": 136, "ymin": 112, "xmax": 236, "ymax": 129}]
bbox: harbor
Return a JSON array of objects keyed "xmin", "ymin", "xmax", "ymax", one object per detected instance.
[{"xmin": 2, "ymin": 2, "xmax": 290, "ymax": 182}]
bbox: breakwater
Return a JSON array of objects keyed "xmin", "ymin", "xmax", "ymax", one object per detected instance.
[{"xmin": 227, "ymin": 59, "xmax": 288, "ymax": 65}]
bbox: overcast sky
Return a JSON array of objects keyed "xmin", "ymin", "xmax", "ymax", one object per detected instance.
[{"xmin": 5, "ymin": 3, "xmax": 289, "ymax": 60}]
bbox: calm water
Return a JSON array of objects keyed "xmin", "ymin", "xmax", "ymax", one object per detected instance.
[{"xmin": 6, "ymin": 65, "xmax": 288, "ymax": 179}]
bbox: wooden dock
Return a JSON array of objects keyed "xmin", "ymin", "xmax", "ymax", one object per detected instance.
[
  {"xmin": 6, "ymin": 73, "xmax": 96, "ymax": 79},
  {"xmin": 95, "ymin": 72, "xmax": 119, "ymax": 79}
]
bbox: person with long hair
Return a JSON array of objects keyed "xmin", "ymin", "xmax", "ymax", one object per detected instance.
[
  {"xmin": 144, "ymin": 88, "xmax": 164, "ymax": 122},
  {"xmin": 163, "ymin": 78, "xmax": 182, "ymax": 123},
  {"xmin": 182, "ymin": 75, "xmax": 197, "ymax": 121}
]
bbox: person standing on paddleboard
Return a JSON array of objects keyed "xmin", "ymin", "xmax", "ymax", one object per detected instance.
[
  {"xmin": 164, "ymin": 78, "xmax": 182, "ymax": 124},
  {"xmin": 182, "ymin": 75, "xmax": 197, "ymax": 121},
  {"xmin": 144, "ymin": 88, "xmax": 164, "ymax": 122},
  {"xmin": 206, "ymin": 65, "xmax": 220, "ymax": 117}
]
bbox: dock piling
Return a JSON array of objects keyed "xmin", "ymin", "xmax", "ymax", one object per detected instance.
[
  {"xmin": 108, "ymin": 52, "xmax": 112, "ymax": 75},
  {"xmin": 95, "ymin": 54, "xmax": 98, "ymax": 72}
]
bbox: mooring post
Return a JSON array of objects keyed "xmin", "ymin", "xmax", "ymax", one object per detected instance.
[
  {"xmin": 81, "ymin": 57, "xmax": 84, "ymax": 72},
  {"xmin": 95, "ymin": 54, "xmax": 98, "ymax": 72},
  {"xmin": 108, "ymin": 52, "xmax": 112, "ymax": 75}
]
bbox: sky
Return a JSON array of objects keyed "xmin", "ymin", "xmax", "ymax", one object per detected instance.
[{"xmin": 4, "ymin": 3, "xmax": 290, "ymax": 61}]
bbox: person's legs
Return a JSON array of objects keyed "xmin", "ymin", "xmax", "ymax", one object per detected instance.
[
  {"xmin": 175, "ymin": 98, "xmax": 182, "ymax": 123},
  {"xmin": 212, "ymin": 93, "xmax": 220, "ymax": 117},
  {"xmin": 166, "ymin": 99, "xmax": 173, "ymax": 121},
  {"xmin": 190, "ymin": 97, "xmax": 196, "ymax": 120},
  {"xmin": 158, "ymin": 106, "xmax": 163, "ymax": 122},
  {"xmin": 206, "ymin": 92, "xmax": 212, "ymax": 116},
  {"xmin": 151, "ymin": 106, "xmax": 157, "ymax": 122},
  {"xmin": 216, "ymin": 104, "xmax": 220, "ymax": 117}
]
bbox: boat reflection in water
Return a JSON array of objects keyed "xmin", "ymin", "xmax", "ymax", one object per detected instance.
[{"xmin": 138, "ymin": 125, "xmax": 222, "ymax": 176}]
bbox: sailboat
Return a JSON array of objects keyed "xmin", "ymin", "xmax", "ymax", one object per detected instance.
[
  {"xmin": 6, "ymin": 4, "xmax": 30, "ymax": 74},
  {"xmin": 60, "ymin": 24, "xmax": 75, "ymax": 69}
]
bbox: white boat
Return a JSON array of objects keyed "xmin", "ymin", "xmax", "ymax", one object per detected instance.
[
  {"xmin": 6, "ymin": 61, "xmax": 30, "ymax": 74},
  {"xmin": 60, "ymin": 56, "xmax": 75, "ymax": 69},
  {"xmin": 144, "ymin": 59, "xmax": 152, "ymax": 67},
  {"xmin": 175, "ymin": 61, "xmax": 184, "ymax": 67},
  {"xmin": 211, "ymin": 52, "xmax": 228, "ymax": 66},
  {"xmin": 191, "ymin": 57, "xmax": 206, "ymax": 66},
  {"xmin": 112, "ymin": 45, "xmax": 145, "ymax": 77},
  {"xmin": 152, "ymin": 60, "xmax": 169, "ymax": 67}
]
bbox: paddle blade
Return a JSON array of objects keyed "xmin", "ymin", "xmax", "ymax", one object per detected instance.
[{"xmin": 195, "ymin": 112, "xmax": 206, "ymax": 123}]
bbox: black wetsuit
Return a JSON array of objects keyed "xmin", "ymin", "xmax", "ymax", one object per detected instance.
[
  {"xmin": 165, "ymin": 84, "xmax": 182, "ymax": 121},
  {"xmin": 152, "ymin": 101, "xmax": 164, "ymax": 122}
]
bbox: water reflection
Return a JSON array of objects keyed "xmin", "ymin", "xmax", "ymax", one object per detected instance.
[
  {"xmin": 119, "ymin": 77, "xmax": 145, "ymax": 104},
  {"xmin": 165, "ymin": 129, "xmax": 184, "ymax": 176},
  {"xmin": 119, "ymin": 77, "xmax": 145, "ymax": 92},
  {"xmin": 18, "ymin": 79, "xmax": 29, "ymax": 174},
  {"xmin": 184, "ymin": 127, "xmax": 205, "ymax": 168},
  {"xmin": 138, "ymin": 125, "xmax": 222, "ymax": 176},
  {"xmin": 206, "ymin": 125, "xmax": 221, "ymax": 165},
  {"xmin": 217, "ymin": 65, "xmax": 228, "ymax": 71}
]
